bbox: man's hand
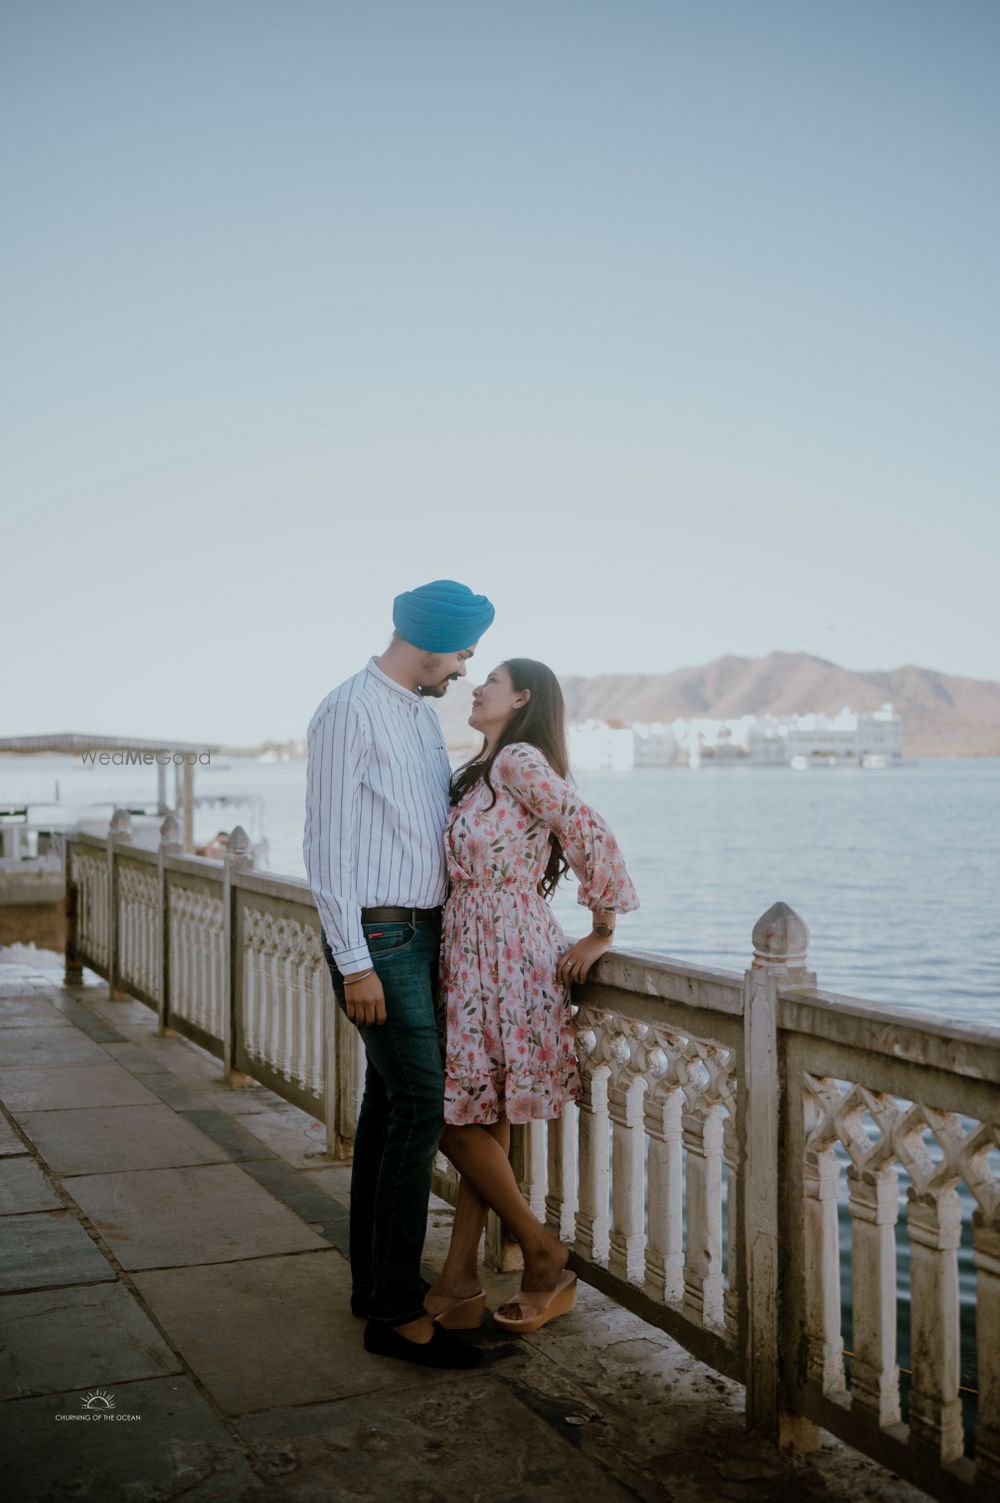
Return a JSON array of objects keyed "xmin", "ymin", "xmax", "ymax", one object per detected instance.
[
  {"xmin": 555, "ymin": 934, "xmax": 613, "ymax": 989},
  {"xmin": 343, "ymin": 971, "xmax": 387, "ymax": 1026}
]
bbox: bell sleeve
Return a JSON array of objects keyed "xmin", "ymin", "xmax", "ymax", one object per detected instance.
[{"xmin": 493, "ymin": 742, "xmax": 639, "ymax": 915}]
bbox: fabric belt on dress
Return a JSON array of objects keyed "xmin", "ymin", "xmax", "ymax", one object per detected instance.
[
  {"xmin": 448, "ymin": 879, "xmax": 539, "ymax": 890},
  {"xmin": 360, "ymin": 905, "xmax": 442, "ymax": 925}
]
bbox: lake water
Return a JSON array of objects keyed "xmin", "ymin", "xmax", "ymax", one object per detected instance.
[{"xmin": 4, "ymin": 754, "xmax": 998, "ymax": 1023}]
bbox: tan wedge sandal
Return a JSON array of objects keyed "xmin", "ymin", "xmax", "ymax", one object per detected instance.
[
  {"xmin": 424, "ymin": 1290, "xmax": 487, "ymax": 1330},
  {"xmin": 492, "ymin": 1270, "xmax": 577, "ymax": 1334}
]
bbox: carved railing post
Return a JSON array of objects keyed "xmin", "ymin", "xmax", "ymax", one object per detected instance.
[
  {"xmin": 545, "ymin": 1107, "xmax": 578, "ymax": 1244},
  {"xmin": 608, "ymin": 1023, "xmax": 646, "ymax": 1284},
  {"xmin": 745, "ymin": 901, "xmax": 819, "ymax": 1448},
  {"xmin": 574, "ymin": 1011, "xmax": 611, "ymax": 1264},
  {"xmin": 848, "ymin": 1162, "xmax": 901, "ymax": 1428},
  {"xmin": 682, "ymin": 1093, "xmax": 725, "ymax": 1329},
  {"xmin": 972, "ymin": 1209, "xmax": 1000, "ymax": 1491},
  {"xmin": 64, "ymin": 835, "xmax": 84, "ymax": 986},
  {"xmin": 907, "ymin": 1186, "xmax": 964, "ymax": 1464},
  {"xmin": 723, "ymin": 1101, "xmax": 741, "ymax": 1348},
  {"xmin": 222, "ymin": 826, "xmax": 254, "ymax": 1085},
  {"xmin": 800, "ymin": 1113, "xmax": 846, "ymax": 1400},
  {"xmin": 513, "ymin": 1120, "xmax": 548, "ymax": 1225},
  {"xmin": 107, "ymin": 808, "xmax": 132, "ymax": 999},
  {"xmin": 643, "ymin": 1039, "xmax": 684, "ymax": 1306},
  {"xmin": 157, "ymin": 813, "xmax": 182, "ymax": 1035}
]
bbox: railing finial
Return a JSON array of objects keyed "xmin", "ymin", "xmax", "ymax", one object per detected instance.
[
  {"xmin": 159, "ymin": 813, "xmax": 182, "ymax": 852},
  {"xmin": 109, "ymin": 807, "xmax": 133, "ymax": 839},
  {"xmin": 752, "ymin": 901, "xmax": 810, "ymax": 974},
  {"xmin": 226, "ymin": 824, "xmax": 254, "ymax": 867}
]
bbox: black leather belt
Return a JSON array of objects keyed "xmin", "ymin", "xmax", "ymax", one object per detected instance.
[{"xmin": 361, "ymin": 906, "xmax": 442, "ymax": 925}]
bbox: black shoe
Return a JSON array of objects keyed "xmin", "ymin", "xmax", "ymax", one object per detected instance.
[
  {"xmin": 351, "ymin": 1278, "xmax": 430, "ymax": 1319},
  {"xmin": 363, "ymin": 1317, "xmax": 481, "ymax": 1369}
]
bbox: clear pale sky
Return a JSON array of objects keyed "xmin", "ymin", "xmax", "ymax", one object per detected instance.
[{"xmin": 3, "ymin": 0, "xmax": 998, "ymax": 745}]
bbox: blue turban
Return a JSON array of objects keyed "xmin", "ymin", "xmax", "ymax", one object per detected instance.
[{"xmin": 392, "ymin": 579, "xmax": 495, "ymax": 653}]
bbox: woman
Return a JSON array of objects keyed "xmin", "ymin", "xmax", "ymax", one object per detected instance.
[{"xmin": 425, "ymin": 658, "xmax": 639, "ymax": 1335}]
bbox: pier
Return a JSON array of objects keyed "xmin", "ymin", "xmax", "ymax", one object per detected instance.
[{"xmin": 1, "ymin": 810, "xmax": 997, "ymax": 1500}]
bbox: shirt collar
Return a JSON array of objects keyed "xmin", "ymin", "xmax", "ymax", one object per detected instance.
[{"xmin": 366, "ymin": 656, "xmax": 421, "ymax": 704}]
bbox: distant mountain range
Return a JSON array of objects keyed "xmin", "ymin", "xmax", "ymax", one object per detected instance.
[{"xmin": 430, "ymin": 652, "xmax": 1000, "ymax": 757}]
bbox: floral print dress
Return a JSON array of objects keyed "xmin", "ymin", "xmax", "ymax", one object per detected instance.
[{"xmin": 440, "ymin": 741, "xmax": 639, "ymax": 1126}]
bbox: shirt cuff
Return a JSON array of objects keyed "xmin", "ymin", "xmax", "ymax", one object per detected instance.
[{"xmin": 335, "ymin": 945, "xmax": 374, "ymax": 977}]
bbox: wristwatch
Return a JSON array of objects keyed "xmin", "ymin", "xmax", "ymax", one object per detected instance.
[{"xmin": 592, "ymin": 922, "xmax": 614, "ymax": 940}]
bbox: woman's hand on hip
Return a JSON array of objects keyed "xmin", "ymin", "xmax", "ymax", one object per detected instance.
[
  {"xmin": 556, "ymin": 934, "xmax": 612, "ymax": 989},
  {"xmin": 344, "ymin": 972, "xmax": 387, "ymax": 1026}
]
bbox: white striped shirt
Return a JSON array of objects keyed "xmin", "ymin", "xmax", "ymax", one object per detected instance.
[{"xmin": 302, "ymin": 657, "xmax": 452, "ymax": 976}]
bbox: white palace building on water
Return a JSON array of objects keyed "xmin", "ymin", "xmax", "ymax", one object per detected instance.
[{"xmin": 568, "ymin": 704, "xmax": 904, "ymax": 772}]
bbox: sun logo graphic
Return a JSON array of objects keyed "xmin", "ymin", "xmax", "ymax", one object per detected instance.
[{"xmin": 81, "ymin": 1389, "xmax": 116, "ymax": 1411}]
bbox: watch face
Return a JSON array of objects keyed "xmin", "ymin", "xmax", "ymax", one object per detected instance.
[{"xmin": 594, "ymin": 923, "xmax": 613, "ymax": 938}]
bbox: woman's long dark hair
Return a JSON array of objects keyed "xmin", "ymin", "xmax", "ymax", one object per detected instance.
[{"xmin": 450, "ymin": 658, "xmax": 571, "ymax": 899}]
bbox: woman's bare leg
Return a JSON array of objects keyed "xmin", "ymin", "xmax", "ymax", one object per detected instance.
[
  {"xmin": 437, "ymin": 1122, "xmax": 567, "ymax": 1308},
  {"xmin": 427, "ymin": 1119, "xmax": 509, "ymax": 1301}
]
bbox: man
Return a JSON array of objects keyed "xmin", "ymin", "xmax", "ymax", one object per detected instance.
[{"xmin": 303, "ymin": 579, "xmax": 495, "ymax": 1369}]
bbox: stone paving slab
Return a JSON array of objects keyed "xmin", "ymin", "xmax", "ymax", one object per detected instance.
[
  {"xmin": 0, "ymin": 1025, "xmax": 111, "ymax": 1068},
  {"xmin": 0, "ymin": 1282, "xmax": 181, "ymax": 1400},
  {"xmin": 129, "ymin": 1068, "xmax": 234, "ymax": 1112},
  {"xmin": 101, "ymin": 1034, "xmax": 226, "ymax": 1083},
  {"xmin": 230, "ymin": 1104, "xmax": 329, "ymax": 1169},
  {"xmin": 300, "ymin": 1164, "xmax": 352, "ymax": 1199},
  {"xmin": 0, "ymin": 1114, "xmax": 28, "ymax": 1156},
  {"xmin": 66, "ymin": 1162, "xmax": 331, "ymax": 1269},
  {"xmin": 47, "ymin": 998, "xmax": 129, "ymax": 1044},
  {"xmin": 78, "ymin": 1040, "xmax": 165, "ymax": 1074},
  {"xmin": 0, "ymin": 1062, "xmax": 163, "ymax": 1114},
  {"xmin": 0, "ymin": 1375, "xmax": 269, "ymax": 1503},
  {"xmin": 174, "ymin": 1107, "xmax": 280, "ymax": 1162},
  {"xmin": 491, "ymin": 1309, "xmax": 763, "ymax": 1503},
  {"xmin": 0, "ymin": 1155, "xmax": 63, "ymax": 1213},
  {"xmin": 0, "ymin": 948, "xmax": 65, "ymax": 970},
  {"xmin": 82, "ymin": 998, "xmax": 159, "ymax": 1029},
  {"xmin": 239, "ymin": 1159, "xmax": 350, "ymax": 1247},
  {"xmin": 133, "ymin": 1250, "xmax": 450, "ymax": 1415},
  {"xmin": 189, "ymin": 1080, "xmax": 279, "ymax": 1115},
  {"xmin": 0, "ymin": 995, "xmax": 75, "ymax": 1028},
  {"xmin": 0, "ymin": 1209, "xmax": 115, "ymax": 1293},
  {"xmin": 17, "ymin": 1103, "xmax": 232, "ymax": 1176},
  {"xmin": 0, "ymin": 979, "xmax": 52, "ymax": 997},
  {"xmin": 237, "ymin": 1373, "xmax": 639, "ymax": 1503}
]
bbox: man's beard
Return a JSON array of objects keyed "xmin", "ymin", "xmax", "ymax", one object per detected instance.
[{"xmin": 417, "ymin": 674, "xmax": 458, "ymax": 699}]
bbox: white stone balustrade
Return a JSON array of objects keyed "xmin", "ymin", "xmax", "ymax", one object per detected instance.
[
  {"xmin": 544, "ymin": 1106, "xmax": 578, "ymax": 1244},
  {"xmin": 117, "ymin": 859, "xmax": 161, "ymax": 1001},
  {"xmin": 169, "ymin": 883, "xmax": 225, "ymax": 1039},
  {"xmin": 574, "ymin": 1015, "xmax": 612, "ymax": 1265},
  {"xmin": 62, "ymin": 818, "xmax": 1000, "ymax": 1503},
  {"xmin": 642, "ymin": 1033, "xmax": 685, "ymax": 1307}
]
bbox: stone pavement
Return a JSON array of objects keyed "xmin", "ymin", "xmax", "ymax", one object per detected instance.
[{"xmin": 0, "ymin": 945, "xmax": 927, "ymax": 1503}]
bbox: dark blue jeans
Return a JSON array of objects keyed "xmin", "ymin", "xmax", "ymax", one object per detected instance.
[{"xmin": 321, "ymin": 919, "xmax": 444, "ymax": 1326}]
